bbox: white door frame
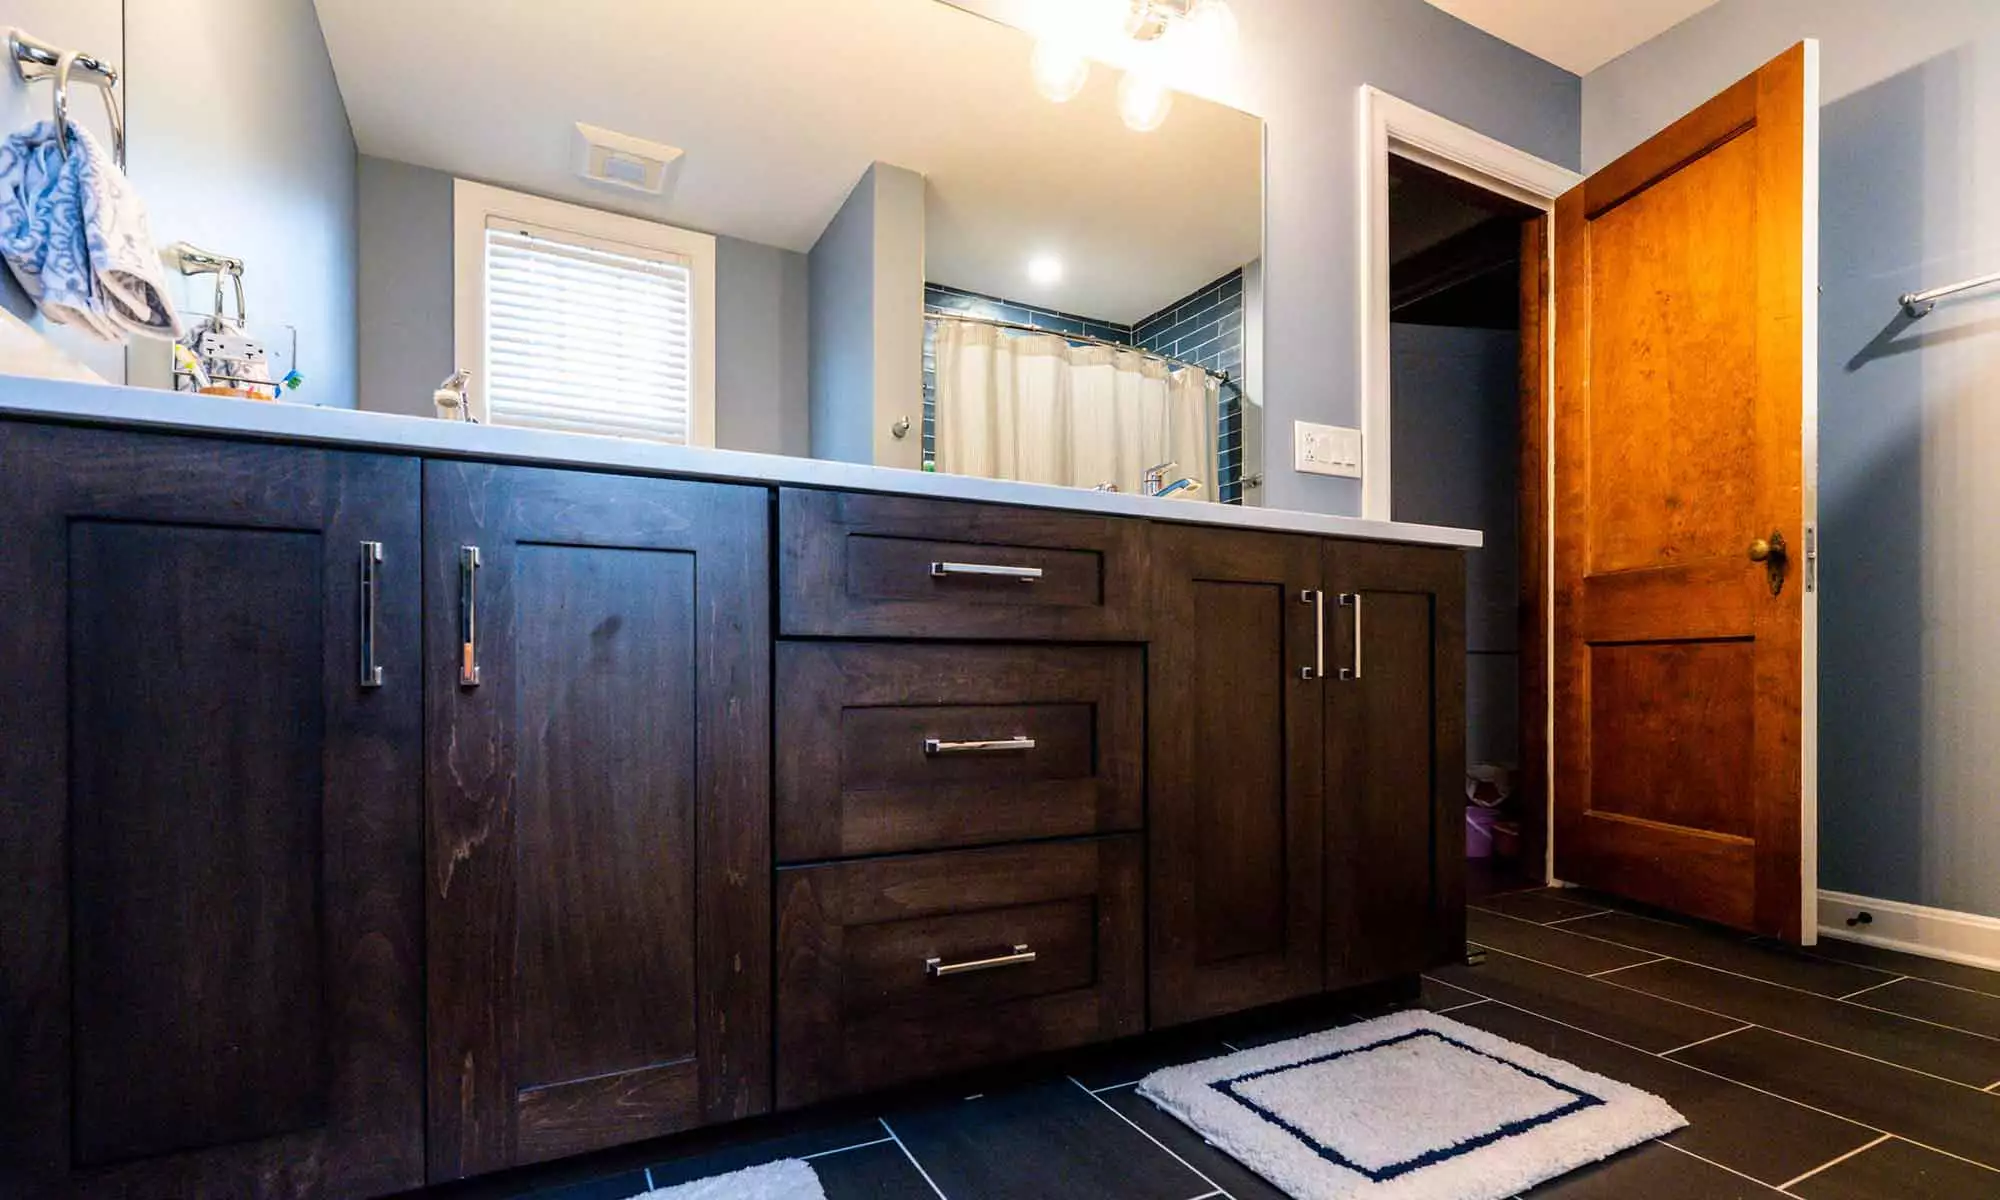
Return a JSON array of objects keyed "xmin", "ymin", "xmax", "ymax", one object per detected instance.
[
  {"xmin": 1355, "ymin": 85, "xmax": 1580, "ymax": 524},
  {"xmin": 1355, "ymin": 87, "xmax": 1580, "ymax": 885}
]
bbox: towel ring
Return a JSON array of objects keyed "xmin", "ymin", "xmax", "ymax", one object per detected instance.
[{"xmin": 8, "ymin": 29, "xmax": 125, "ymax": 169}]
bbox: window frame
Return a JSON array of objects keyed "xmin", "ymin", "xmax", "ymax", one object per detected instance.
[{"xmin": 452, "ymin": 179, "xmax": 718, "ymax": 447}]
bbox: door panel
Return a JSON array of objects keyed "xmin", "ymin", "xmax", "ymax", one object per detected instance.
[
  {"xmin": 424, "ymin": 463, "xmax": 770, "ymax": 1179},
  {"xmin": 1325, "ymin": 542, "xmax": 1467, "ymax": 987},
  {"xmin": 1148, "ymin": 526, "xmax": 1323, "ymax": 1026},
  {"xmin": 0, "ymin": 424, "xmax": 423, "ymax": 1200},
  {"xmin": 1553, "ymin": 43, "xmax": 1816, "ymax": 939}
]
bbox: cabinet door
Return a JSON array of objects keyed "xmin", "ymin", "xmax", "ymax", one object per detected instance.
[
  {"xmin": 0, "ymin": 424, "xmax": 424, "ymax": 1200},
  {"xmin": 1324, "ymin": 541, "xmax": 1468, "ymax": 988},
  {"xmin": 424, "ymin": 463, "xmax": 771, "ymax": 1180},
  {"xmin": 1148, "ymin": 525, "xmax": 1325, "ymax": 1026}
]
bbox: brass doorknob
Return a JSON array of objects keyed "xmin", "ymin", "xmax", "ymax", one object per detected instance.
[{"xmin": 1749, "ymin": 532, "xmax": 1788, "ymax": 563}]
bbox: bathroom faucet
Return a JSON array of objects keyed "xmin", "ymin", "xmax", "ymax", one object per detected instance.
[
  {"xmin": 1142, "ymin": 461, "xmax": 1178, "ymax": 496},
  {"xmin": 434, "ymin": 369, "xmax": 475, "ymax": 423}
]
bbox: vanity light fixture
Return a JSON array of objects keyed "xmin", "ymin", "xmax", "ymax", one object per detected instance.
[{"xmin": 1026, "ymin": 0, "xmax": 1236, "ymax": 132}]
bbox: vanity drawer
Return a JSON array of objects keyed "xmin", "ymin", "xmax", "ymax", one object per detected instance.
[
  {"xmin": 774, "ymin": 837, "xmax": 1143, "ymax": 1107},
  {"xmin": 778, "ymin": 488, "xmax": 1148, "ymax": 640},
  {"xmin": 776, "ymin": 643, "xmax": 1143, "ymax": 861}
]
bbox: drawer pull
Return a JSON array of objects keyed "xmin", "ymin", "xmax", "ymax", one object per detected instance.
[
  {"xmin": 459, "ymin": 545, "xmax": 482, "ymax": 687},
  {"xmin": 924, "ymin": 736, "xmax": 1037, "ymax": 756},
  {"xmin": 359, "ymin": 541, "xmax": 385, "ymax": 689},
  {"xmin": 926, "ymin": 944, "xmax": 1037, "ymax": 978},
  {"xmin": 930, "ymin": 560, "xmax": 1044, "ymax": 582}
]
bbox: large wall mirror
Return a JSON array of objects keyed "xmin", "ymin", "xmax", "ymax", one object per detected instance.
[{"xmin": 5, "ymin": 0, "xmax": 1265, "ymax": 503}]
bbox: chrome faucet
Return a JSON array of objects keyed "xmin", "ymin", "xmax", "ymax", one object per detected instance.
[
  {"xmin": 434, "ymin": 369, "xmax": 475, "ymax": 423},
  {"xmin": 1141, "ymin": 461, "xmax": 1178, "ymax": 496}
]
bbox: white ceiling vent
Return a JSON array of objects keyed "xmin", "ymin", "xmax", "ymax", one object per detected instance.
[{"xmin": 574, "ymin": 122, "xmax": 685, "ymax": 195}]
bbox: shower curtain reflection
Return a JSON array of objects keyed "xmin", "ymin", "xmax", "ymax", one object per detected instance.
[{"xmin": 931, "ymin": 317, "xmax": 1217, "ymax": 496}]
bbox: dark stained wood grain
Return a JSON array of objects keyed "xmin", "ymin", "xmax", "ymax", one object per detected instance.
[
  {"xmin": 1325, "ymin": 540, "xmax": 1469, "ymax": 986},
  {"xmin": 1517, "ymin": 213, "xmax": 1552, "ymax": 881},
  {"xmin": 775, "ymin": 643, "xmax": 1143, "ymax": 861},
  {"xmin": 1553, "ymin": 44, "xmax": 1813, "ymax": 940},
  {"xmin": 777, "ymin": 488, "xmax": 1149, "ymax": 640},
  {"xmin": 1147, "ymin": 525, "xmax": 1324, "ymax": 1026},
  {"xmin": 774, "ymin": 838, "xmax": 1144, "ymax": 1107},
  {"xmin": 0, "ymin": 422, "xmax": 424, "ymax": 1200},
  {"xmin": 424, "ymin": 462, "xmax": 770, "ymax": 1180}
]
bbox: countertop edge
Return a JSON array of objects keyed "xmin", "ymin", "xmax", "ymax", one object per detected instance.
[{"xmin": 0, "ymin": 379, "xmax": 1484, "ymax": 550}]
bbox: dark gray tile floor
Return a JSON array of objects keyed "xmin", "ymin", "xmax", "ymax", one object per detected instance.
[{"xmin": 412, "ymin": 886, "xmax": 2000, "ymax": 1200}]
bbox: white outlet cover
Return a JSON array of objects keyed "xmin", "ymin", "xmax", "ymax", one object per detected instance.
[{"xmin": 1295, "ymin": 421, "xmax": 1362, "ymax": 478}]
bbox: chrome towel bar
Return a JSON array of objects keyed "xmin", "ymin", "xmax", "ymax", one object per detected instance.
[
  {"xmin": 1901, "ymin": 270, "xmax": 2000, "ymax": 318},
  {"xmin": 8, "ymin": 28, "xmax": 125, "ymax": 168}
]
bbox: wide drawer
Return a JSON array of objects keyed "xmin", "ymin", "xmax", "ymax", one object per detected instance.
[
  {"xmin": 778, "ymin": 488, "xmax": 1148, "ymax": 640},
  {"xmin": 774, "ymin": 837, "xmax": 1143, "ymax": 1107},
  {"xmin": 776, "ymin": 643, "xmax": 1144, "ymax": 862}
]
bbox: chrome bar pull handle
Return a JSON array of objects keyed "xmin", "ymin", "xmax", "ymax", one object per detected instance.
[
  {"xmin": 1339, "ymin": 593, "xmax": 1362, "ymax": 681},
  {"xmin": 931, "ymin": 560, "xmax": 1044, "ymax": 582},
  {"xmin": 926, "ymin": 944, "xmax": 1037, "ymax": 978},
  {"xmin": 925, "ymin": 736, "xmax": 1037, "ymax": 756},
  {"xmin": 1300, "ymin": 589, "xmax": 1325, "ymax": 680},
  {"xmin": 359, "ymin": 541, "xmax": 385, "ymax": 689},
  {"xmin": 458, "ymin": 545, "xmax": 482, "ymax": 688}
]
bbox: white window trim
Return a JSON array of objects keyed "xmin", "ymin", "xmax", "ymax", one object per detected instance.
[{"xmin": 452, "ymin": 179, "xmax": 718, "ymax": 447}]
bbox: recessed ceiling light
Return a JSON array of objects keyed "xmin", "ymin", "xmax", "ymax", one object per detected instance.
[{"xmin": 1028, "ymin": 255, "xmax": 1064, "ymax": 285}]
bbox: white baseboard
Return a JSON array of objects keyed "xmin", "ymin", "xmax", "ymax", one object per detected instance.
[{"xmin": 1818, "ymin": 890, "xmax": 2000, "ymax": 972}]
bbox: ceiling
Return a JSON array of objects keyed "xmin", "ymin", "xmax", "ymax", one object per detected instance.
[
  {"xmin": 314, "ymin": 0, "xmax": 1263, "ymax": 326},
  {"xmin": 1421, "ymin": 0, "xmax": 1724, "ymax": 74}
]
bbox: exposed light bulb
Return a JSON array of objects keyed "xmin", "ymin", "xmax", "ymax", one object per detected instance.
[
  {"xmin": 1031, "ymin": 39, "xmax": 1091, "ymax": 103},
  {"xmin": 1028, "ymin": 254, "xmax": 1064, "ymax": 285},
  {"xmin": 1117, "ymin": 70, "xmax": 1174, "ymax": 133},
  {"xmin": 1185, "ymin": 0, "xmax": 1239, "ymax": 53}
]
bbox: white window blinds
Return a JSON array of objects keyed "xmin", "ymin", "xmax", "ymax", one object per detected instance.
[{"xmin": 482, "ymin": 219, "xmax": 697, "ymax": 443}]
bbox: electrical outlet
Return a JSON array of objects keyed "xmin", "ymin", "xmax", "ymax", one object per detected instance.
[{"xmin": 1294, "ymin": 421, "xmax": 1362, "ymax": 478}]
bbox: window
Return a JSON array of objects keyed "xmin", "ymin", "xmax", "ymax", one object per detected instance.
[{"xmin": 453, "ymin": 180, "xmax": 716, "ymax": 446}]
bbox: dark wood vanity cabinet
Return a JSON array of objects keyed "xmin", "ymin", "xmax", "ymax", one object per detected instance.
[
  {"xmin": 1148, "ymin": 525, "xmax": 1467, "ymax": 1026},
  {"xmin": 0, "ymin": 424, "xmax": 426, "ymax": 1199},
  {"xmin": 421, "ymin": 463, "xmax": 772, "ymax": 1181},
  {"xmin": 0, "ymin": 414, "xmax": 1467, "ymax": 1196}
]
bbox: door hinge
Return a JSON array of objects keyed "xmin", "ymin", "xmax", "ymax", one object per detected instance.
[{"xmin": 1805, "ymin": 523, "xmax": 1817, "ymax": 593}]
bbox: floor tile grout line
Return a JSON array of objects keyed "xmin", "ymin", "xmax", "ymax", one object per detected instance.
[
  {"xmin": 1433, "ymin": 998, "xmax": 1489, "ymax": 1014},
  {"xmin": 799, "ymin": 1135, "xmax": 896, "ymax": 1161},
  {"xmin": 1835, "ymin": 975, "xmax": 1906, "ymax": 1002},
  {"xmin": 1470, "ymin": 942, "xmax": 2000, "ymax": 1094},
  {"xmin": 1219, "ymin": 1041, "xmax": 1242, "ymax": 1052},
  {"xmin": 1773, "ymin": 1132, "xmax": 1892, "ymax": 1193},
  {"xmin": 1068, "ymin": 1075, "xmax": 1231, "ymax": 1198},
  {"xmin": 1541, "ymin": 910, "xmax": 1612, "ymax": 926},
  {"xmin": 1431, "ymin": 975, "xmax": 2000, "ymax": 1177},
  {"xmin": 877, "ymin": 1117, "xmax": 950, "ymax": 1200},
  {"xmin": 1090, "ymin": 1080, "xmax": 1140, "ymax": 1094},
  {"xmin": 643, "ymin": 1166, "xmax": 654, "ymax": 1190},
  {"xmin": 1659, "ymin": 1022, "xmax": 1755, "ymax": 1058},
  {"xmin": 1589, "ymin": 954, "xmax": 1669, "ymax": 978},
  {"xmin": 1652, "ymin": 1138, "xmax": 1789, "ymax": 1194}
]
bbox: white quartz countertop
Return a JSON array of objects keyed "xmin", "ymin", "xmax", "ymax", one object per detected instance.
[{"xmin": 0, "ymin": 379, "xmax": 1482, "ymax": 549}]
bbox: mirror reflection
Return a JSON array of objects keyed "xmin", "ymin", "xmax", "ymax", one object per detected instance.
[{"xmin": 2, "ymin": 0, "xmax": 1263, "ymax": 503}]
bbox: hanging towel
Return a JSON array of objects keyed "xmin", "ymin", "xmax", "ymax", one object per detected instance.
[{"xmin": 0, "ymin": 119, "xmax": 182, "ymax": 343}]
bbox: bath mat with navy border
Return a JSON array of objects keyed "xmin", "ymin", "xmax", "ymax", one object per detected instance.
[{"xmin": 1136, "ymin": 1010, "xmax": 1685, "ymax": 1200}]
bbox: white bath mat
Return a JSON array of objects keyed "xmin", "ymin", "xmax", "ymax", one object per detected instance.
[
  {"xmin": 632, "ymin": 1158, "xmax": 825, "ymax": 1200},
  {"xmin": 1137, "ymin": 1010, "xmax": 1685, "ymax": 1200}
]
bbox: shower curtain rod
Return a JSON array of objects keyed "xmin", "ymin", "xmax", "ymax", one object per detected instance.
[{"xmin": 925, "ymin": 310, "xmax": 1242, "ymax": 394}]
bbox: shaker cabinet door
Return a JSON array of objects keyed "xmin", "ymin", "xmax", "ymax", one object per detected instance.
[
  {"xmin": 0, "ymin": 424, "xmax": 425, "ymax": 1200},
  {"xmin": 1147, "ymin": 525, "xmax": 1326, "ymax": 1026},
  {"xmin": 422, "ymin": 462, "xmax": 771, "ymax": 1181},
  {"xmin": 1323, "ymin": 540, "xmax": 1468, "ymax": 989}
]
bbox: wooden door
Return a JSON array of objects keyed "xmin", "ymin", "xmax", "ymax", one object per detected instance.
[
  {"xmin": 0, "ymin": 424, "xmax": 424, "ymax": 1200},
  {"xmin": 1149, "ymin": 525, "xmax": 1324, "ymax": 1026},
  {"xmin": 424, "ymin": 463, "xmax": 771, "ymax": 1180},
  {"xmin": 1324, "ymin": 541, "xmax": 1468, "ymax": 987},
  {"xmin": 1552, "ymin": 43, "xmax": 1818, "ymax": 939}
]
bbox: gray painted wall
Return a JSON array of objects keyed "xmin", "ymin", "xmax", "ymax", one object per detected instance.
[
  {"xmin": 1585, "ymin": 3, "xmax": 2000, "ymax": 917},
  {"xmin": 808, "ymin": 162, "xmax": 926, "ymax": 467},
  {"xmin": 1391, "ymin": 323, "xmax": 1520, "ymax": 768},
  {"xmin": 2, "ymin": 0, "xmax": 355, "ymax": 400},
  {"xmin": 356, "ymin": 157, "xmax": 812, "ymax": 455},
  {"xmin": 1227, "ymin": 0, "xmax": 1579, "ymax": 515}
]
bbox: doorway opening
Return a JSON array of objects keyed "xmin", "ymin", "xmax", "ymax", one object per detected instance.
[{"xmin": 1385, "ymin": 157, "xmax": 1545, "ymax": 896}]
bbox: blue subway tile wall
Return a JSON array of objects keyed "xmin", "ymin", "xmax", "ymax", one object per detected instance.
[
  {"xmin": 923, "ymin": 277, "xmax": 1247, "ymax": 503},
  {"xmin": 1134, "ymin": 269, "xmax": 1245, "ymax": 504}
]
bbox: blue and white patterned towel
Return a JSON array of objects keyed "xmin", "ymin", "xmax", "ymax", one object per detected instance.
[{"xmin": 0, "ymin": 119, "xmax": 182, "ymax": 343}]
